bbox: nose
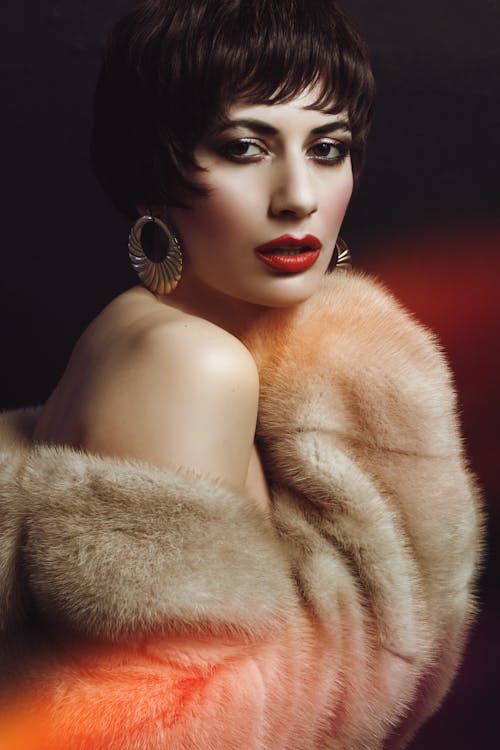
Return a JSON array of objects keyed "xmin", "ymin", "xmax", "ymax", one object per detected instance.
[{"xmin": 269, "ymin": 155, "xmax": 318, "ymax": 219}]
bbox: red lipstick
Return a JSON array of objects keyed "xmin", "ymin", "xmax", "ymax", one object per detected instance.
[{"xmin": 254, "ymin": 234, "xmax": 322, "ymax": 273}]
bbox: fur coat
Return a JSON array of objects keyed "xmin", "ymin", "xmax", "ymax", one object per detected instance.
[{"xmin": 0, "ymin": 271, "xmax": 483, "ymax": 750}]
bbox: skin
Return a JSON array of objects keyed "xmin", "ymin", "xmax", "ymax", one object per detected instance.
[{"xmin": 34, "ymin": 89, "xmax": 354, "ymax": 508}]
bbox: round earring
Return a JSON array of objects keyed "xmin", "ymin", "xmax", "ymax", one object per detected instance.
[
  {"xmin": 128, "ymin": 212, "xmax": 183, "ymax": 295},
  {"xmin": 330, "ymin": 236, "xmax": 353, "ymax": 271}
]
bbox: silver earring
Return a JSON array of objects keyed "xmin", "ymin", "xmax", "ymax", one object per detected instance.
[
  {"xmin": 128, "ymin": 212, "xmax": 183, "ymax": 295},
  {"xmin": 331, "ymin": 236, "xmax": 352, "ymax": 270}
]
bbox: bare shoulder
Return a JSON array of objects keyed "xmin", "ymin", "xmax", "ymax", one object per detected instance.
[
  {"xmin": 41, "ymin": 287, "xmax": 260, "ymax": 490},
  {"xmin": 134, "ymin": 298, "xmax": 259, "ymax": 377},
  {"xmin": 100, "ymin": 287, "xmax": 260, "ymax": 395}
]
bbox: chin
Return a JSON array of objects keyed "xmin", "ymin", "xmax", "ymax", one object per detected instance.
[{"xmin": 237, "ymin": 272, "xmax": 327, "ymax": 309}]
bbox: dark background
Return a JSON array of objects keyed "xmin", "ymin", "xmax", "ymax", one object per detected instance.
[{"xmin": 1, "ymin": 1, "xmax": 499, "ymax": 746}]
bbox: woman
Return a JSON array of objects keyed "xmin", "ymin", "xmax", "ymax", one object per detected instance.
[{"xmin": 0, "ymin": 1, "xmax": 482, "ymax": 748}]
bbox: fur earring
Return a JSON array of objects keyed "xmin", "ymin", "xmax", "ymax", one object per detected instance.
[{"xmin": 128, "ymin": 211, "xmax": 183, "ymax": 295}]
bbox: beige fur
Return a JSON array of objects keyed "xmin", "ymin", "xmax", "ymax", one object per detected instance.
[{"xmin": 0, "ymin": 271, "xmax": 483, "ymax": 749}]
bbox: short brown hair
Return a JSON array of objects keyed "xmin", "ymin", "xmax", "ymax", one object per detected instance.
[{"xmin": 91, "ymin": 0, "xmax": 376, "ymax": 218}]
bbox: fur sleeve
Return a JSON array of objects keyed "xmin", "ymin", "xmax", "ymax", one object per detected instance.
[{"xmin": 0, "ymin": 411, "xmax": 296, "ymax": 640}]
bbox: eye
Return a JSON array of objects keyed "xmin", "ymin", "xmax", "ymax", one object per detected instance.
[
  {"xmin": 308, "ymin": 140, "xmax": 350, "ymax": 164},
  {"xmin": 219, "ymin": 138, "xmax": 266, "ymax": 162}
]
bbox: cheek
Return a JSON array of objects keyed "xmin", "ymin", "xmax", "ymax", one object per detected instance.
[
  {"xmin": 180, "ymin": 183, "xmax": 260, "ymax": 248},
  {"xmin": 322, "ymin": 174, "xmax": 353, "ymax": 227}
]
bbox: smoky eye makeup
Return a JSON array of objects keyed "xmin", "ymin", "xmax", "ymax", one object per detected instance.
[
  {"xmin": 205, "ymin": 118, "xmax": 353, "ymax": 164},
  {"xmin": 217, "ymin": 137, "xmax": 267, "ymax": 161},
  {"xmin": 307, "ymin": 138, "xmax": 351, "ymax": 164},
  {"xmin": 216, "ymin": 135, "xmax": 351, "ymax": 165}
]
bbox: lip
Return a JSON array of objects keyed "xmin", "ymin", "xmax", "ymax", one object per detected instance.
[
  {"xmin": 254, "ymin": 234, "xmax": 322, "ymax": 273},
  {"xmin": 255, "ymin": 234, "xmax": 322, "ymax": 254},
  {"xmin": 255, "ymin": 249, "xmax": 321, "ymax": 272}
]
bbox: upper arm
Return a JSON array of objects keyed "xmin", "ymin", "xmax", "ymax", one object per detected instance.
[{"xmin": 80, "ymin": 319, "xmax": 260, "ymax": 491}]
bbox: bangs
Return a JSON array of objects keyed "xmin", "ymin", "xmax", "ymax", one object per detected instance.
[
  {"xmin": 208, "ymin": 1, "xmax": 369, "ymax": 122},
  {"xmin": 158, "ymin": 0, "xmax": 373, "ymax": 135}
]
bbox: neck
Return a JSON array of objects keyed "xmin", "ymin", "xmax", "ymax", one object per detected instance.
[{"xmin": 158, "ymin": 269, "xmax": 271, "ymax": 340}]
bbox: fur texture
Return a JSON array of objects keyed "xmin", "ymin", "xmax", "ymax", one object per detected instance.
[{"xmin": 0, "ymin": 271, "xmax": 483, "ymax": 749}]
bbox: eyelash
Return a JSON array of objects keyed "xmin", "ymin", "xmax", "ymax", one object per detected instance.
[{"xmin": 218, "ymin": 137, "xmax": 350, "ymax": 165}]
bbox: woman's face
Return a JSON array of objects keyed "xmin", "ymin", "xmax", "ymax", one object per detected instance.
[{"xmin": 167, "ymin": 88, "xmax": 353, "ymax": 311}]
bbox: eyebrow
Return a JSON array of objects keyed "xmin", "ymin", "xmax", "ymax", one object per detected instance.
[{"xmin": 211, "ymin": 118, "xmax": 352, "ymax": 137}]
